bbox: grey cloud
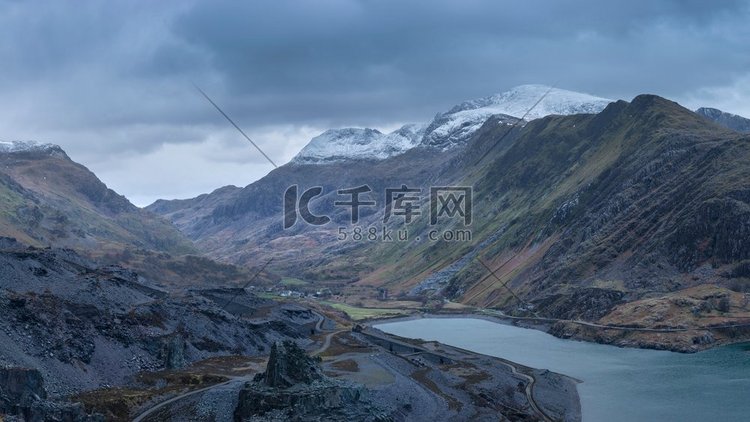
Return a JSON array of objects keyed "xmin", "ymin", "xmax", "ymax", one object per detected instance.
[{"xmin": 170, "ymin": 0, "xmax": 750, "ymax": 110}]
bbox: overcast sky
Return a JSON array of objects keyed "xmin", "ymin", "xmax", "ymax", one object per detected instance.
[{"xmin": 1, "ymin": 0, "xmax": 749, "ymax": 206}]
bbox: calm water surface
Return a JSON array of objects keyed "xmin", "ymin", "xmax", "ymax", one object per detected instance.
[{"xmin": 375, "ymin": 318, "xmax": 750, "ymax": 422}]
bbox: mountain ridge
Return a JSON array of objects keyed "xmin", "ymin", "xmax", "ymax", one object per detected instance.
[{"xmin": 292, "ymin": 85, "xmax": 613, "ymax": 163}]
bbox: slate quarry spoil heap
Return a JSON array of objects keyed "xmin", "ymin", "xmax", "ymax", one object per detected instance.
[{"xmin": 234, "ymin": 340, "xmax": 389, "ymax": 421}]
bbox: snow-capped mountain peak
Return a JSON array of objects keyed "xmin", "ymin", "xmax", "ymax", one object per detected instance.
[
  {"xmin": 447, "ymin": 84, "xmax": 611, "ymax": 119},
  {"xmin": 293, "ymin": 85, "xmax": 613, "ymax": 163},
  {"xmin": 292, "ymin": 125, "xmax": 425, "ymax": 164},
  {"xmin": 0, "ymin": 140, "xmax": 64, "ymax": 155},
  {"xmin": 421, "ymin": 85, "xmax": 613, "ymax": 148}
]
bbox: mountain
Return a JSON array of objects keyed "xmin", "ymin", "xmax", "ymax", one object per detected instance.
[
  {"xmin": 382, "ymin": 95, "xmax": 750, "ymax": 350},
  {"xmin": 148, "ymin": 85, "xmax": 612, "ymax": 270},
  {"xmin": 0, "ymin": 140, "xmax": 194, "ymax": 255},
  {"xmin": 420, "ymin": 84, "xmax": 612, "ymax": 149},
  {"xmin": 0, "ymin": 140, "xmax": 62, "ymax": 153},
  {"xmin": 148, "ymin": 145, "xmax": 459, "ymax": 282},
  {"xmin": 292, "ymin": 84, "xmax": 612, "ymax": 163},
  {"xmin": 149, "ymin": 89, "xmax": 750, "ymax": 351},
  {"xmin": 440, "ymin": 96, "xmax": 744, "ymax": 304},
  {"xmin": 292, "ymin": 125, "xmax": 425, "ymax": 163},
  {"xmin": 695, "ymin": 107, "xmax": 750, "ymax": 132}
]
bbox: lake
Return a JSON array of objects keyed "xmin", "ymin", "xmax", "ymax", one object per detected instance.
[{"xmin": 375, "ymin": 317, "xmax": 750, "ymax": 422}]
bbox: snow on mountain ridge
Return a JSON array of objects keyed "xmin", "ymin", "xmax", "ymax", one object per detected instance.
[
  {"xmin": 0, "ymin": 140, "xmax": 63, "ymax": 154},
  {"xmin": 293, "ymin": 85, "xmax": 613, "ymax": 163},
  {"xmin": 292, "ymin": 125, "xmax": 425, "ymax": 164},
  {"xmin": 422, "ymin": 85, "xmax": 612, "ymax": 148},
  {"xmin": 447, "ymin": 84, "xmax": 611, "ymax": 118}
]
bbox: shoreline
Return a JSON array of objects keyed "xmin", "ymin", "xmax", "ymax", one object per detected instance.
[
  {"xmin": 357, "ymin": 323, "xmax": 581, "ymax": 421},
  {"xmin": 363, "ymin": 310, "xmax": 750, "ymax": 353}
]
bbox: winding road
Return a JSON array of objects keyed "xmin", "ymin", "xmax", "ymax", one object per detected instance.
[
  {"xmin": 132, "ymin": 378, "xmax": 243, "ymax": 422},
  {"xmin": 493, "ymin": 357, "xmax": 552, "ymax": 422},
  {"xmin": 311, "ymin": 310, "xmax": 345, "ymax": 356}
]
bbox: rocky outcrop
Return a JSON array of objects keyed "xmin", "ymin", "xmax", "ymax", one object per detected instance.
[
  {"xmin": 235, "ymin": 341, "xmax": 389, "ymax": 421},
  {"xmin": 261, "ymin": 341, "xmax": 323, "ymax": 388},
  {"xmin": 0, "ymin": 367, "xmax": 46, "ymax": 410},
  {"xmin": 532, "ymin": 288, "xmax": 626, "ymax": 320},
  {"xmin": 667, "ymin": 197, "xmax": 750, "ymax": 271},
  {"xmin": 0, "ymin": 367, "xmax": 102, "ymax": 421},
  {"xmin": 162, "ymin": 333, "xmax": 186, "ymax": 370}
]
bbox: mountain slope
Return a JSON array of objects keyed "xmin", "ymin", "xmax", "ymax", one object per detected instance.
[
  {"xmin": 0, "ymin": 241, "xmax": 314, "ymax": 396},
  {"xmin": 444, "ymin": 95, "xmax": 745, "ymax": 306},
  {"xmin": 0, "ymin": 141, "xmax": 195, "ymax": 255},
  {"xmin": 149, "ymin": 144, "xmax": 461, "ymax": 284}
]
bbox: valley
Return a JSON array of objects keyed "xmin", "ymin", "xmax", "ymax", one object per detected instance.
[
  {"xmin": 4, "ymin": 1, "xmax": 750, "ymax": 420},
  {"xmin": 149, "ymin": 87, "xmax": 750, "ymax": 353}
]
